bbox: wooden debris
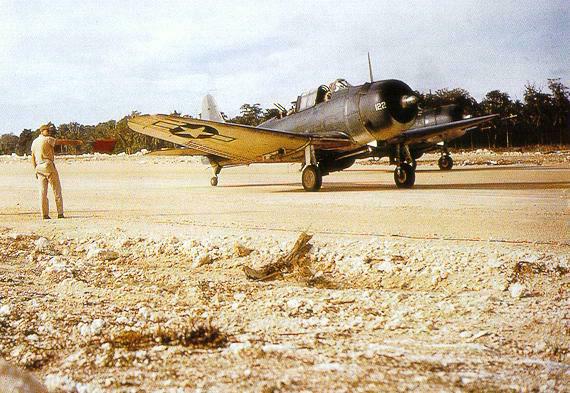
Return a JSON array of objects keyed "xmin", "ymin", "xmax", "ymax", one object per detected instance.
[
  {"xmin": 108, "ymin": 320, "xmax": 228, "ymax": 349},
  {"xmin": 243, "ymin": 232, "xmax": 313, "ymax": 281}
]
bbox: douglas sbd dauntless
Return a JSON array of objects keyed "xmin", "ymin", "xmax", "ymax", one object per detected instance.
[{"xmin": 128, "ymin": 73, "xmax": 496, "ymax": 191}]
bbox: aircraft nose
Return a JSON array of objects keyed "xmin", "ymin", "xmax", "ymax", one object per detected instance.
[{"xmin": 359, "ymin": 80, "xmax": 419, "ymax": 135}]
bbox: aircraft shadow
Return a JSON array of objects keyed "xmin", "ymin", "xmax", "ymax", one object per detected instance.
[
  {"xmin": 221, "ymin": 182, "xmax": 300, "ymax": 188},
  {"xmin": 0, "ymin": 212, "xmax": 98, "ymax": 219},
  {"xmin": 349, "ymin": 165, "xmax": 565, "ymax": 174},
  {"xmin": 417, "ymin": 166, "xmax": 566, "ymax": 174},
  {"xmin": 0, "ymin": 211, "xmax": 265, "ymax": 219},
  {"xmin": 0, "ymin": 211, "xmax": 38, "ymax": 216},
  {"xmin": 274, "ymin": 181, "xmax": 570, "ymax": 193},
  {"xmin": 0, "ymin": 214, "xmax": 93, "ymax": 221}
]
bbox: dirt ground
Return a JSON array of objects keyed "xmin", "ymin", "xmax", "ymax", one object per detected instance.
[{"xmin": 0, "ymin": 150, "xmax": 568, "ymax": 392}]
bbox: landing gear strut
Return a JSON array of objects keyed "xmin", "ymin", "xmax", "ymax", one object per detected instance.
[
  {"xmin": 393, "ymin": 144, "xmax": 416, "ymax": 188},
  {"xmin": 210, "ymin": 163, "xmax": 222, "ymax": 186},
  {"xmin": 301, "ymin": 145, "xmax": 322, "ymax": 191}
]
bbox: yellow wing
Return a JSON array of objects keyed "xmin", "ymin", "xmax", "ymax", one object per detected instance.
[{"xmin": 128, "ymin": 114, "xmax": 353, "ymax": 164}]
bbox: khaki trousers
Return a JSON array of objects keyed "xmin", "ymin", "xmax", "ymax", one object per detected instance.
[{"xmin": 35, "ymin": 161, "xmax": 63, "ymax": 217}]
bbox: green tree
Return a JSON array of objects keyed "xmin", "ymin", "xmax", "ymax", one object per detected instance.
[
  {"xmin": 231, "ymin": 103, "xmax": 264, "ymax": 126},
  {"xmin": 508, "ymin": 100, "xmax": 525, "ymax": 147},
  {"xmin": 481, "ymin": 90, "xmax": 513, "ymax": 117},
  {"xmin": 435, "ymin": 88, "xmax": 480, "ymax": 115},
  {"xmin": 114, "ymin": 111, "xmax": 141, "ymax": 154},
  {"xmin": 0, "ymin": 133, "xmax": 19, "ymax": 154},
  {"xmin": 261, "ymin": 108, "xmax": 281, "ymax": 123},
  {"xmin": 57, "ymin": 122, "xmax": 85, "ymax": 140},
  {"xmin": 417, "ymin": 88, "xmax": 480, "ymax": 115},
  {"xmin": 481, "ymin": 90, "xmax": 515, "ymax": 147},
  {"xmin": 547, "ymin": 78, "xmax": 570, "ymax": 145},
  {"xmin": 17, "ymin": 129, "xmax": 36, "ymax": 155},
  {"xmin": 523, "ymin": 83, "xmax": 552, "ymax": 145}
]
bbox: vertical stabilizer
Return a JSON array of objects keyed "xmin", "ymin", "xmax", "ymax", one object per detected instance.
[{"xmin": 201, "ymin": 94, "xmax": 225, "ymax": 122}]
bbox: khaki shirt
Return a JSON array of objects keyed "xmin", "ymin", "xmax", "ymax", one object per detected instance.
[{"xmin": 31, "ymin": 134, "xmax": 56, "ymax": 167}]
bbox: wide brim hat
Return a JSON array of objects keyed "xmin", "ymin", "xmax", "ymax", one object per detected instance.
[{"xmin": 39, "ymin": 123, "xmax": 55, "ymax": 133}]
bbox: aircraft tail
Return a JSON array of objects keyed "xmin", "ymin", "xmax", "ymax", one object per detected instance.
[{"xmin": 201, "ymin": 94, "xmax": 225, "ymax": 122}]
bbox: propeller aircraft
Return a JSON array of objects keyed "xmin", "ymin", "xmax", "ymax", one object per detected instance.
[{"xmin": 128, "ymin": 70, "xmax": 496, "ymax": 191}]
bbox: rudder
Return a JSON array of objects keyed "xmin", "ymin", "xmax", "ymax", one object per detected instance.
[{"xmin": 201, "ymin": 94, "xmax": 225, "ymax": 122}]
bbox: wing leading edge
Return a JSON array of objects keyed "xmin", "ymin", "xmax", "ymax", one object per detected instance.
[
  {"xmin": 128, "ymin": 114, "xmax": 354, "ymax": 164},
  {"xmin": 394, "ymin": 114, "xmax": 498, "ymax": 145}
]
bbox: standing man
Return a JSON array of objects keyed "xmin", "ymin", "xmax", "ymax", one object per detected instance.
[{"xmin": 31, "ymin": 123, "xmax": 64, "ymax": 219}]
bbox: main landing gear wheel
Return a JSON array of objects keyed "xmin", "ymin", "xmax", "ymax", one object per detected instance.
[
  {"xmin": 394, "ymin": 162, "xmax": 416, "ymax": 188},
  {"xmin": 210, "ymin": 176, "xmax": 218, "ymax": 186},
  {"xmin": 438, "ymin": 155, "xmax": 453, "ymax": 171},
  {"xmin": 302, "ymin": 165, "xmax": 322, "ymax": 192}
]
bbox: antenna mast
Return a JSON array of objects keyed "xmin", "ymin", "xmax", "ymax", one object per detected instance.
[{"xmin": 367, "ymin": 52, "xmax": 374, "ymax": 82}]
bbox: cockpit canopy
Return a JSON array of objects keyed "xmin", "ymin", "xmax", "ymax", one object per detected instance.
[
  {"xmin": 295, "ymin": 78, "xmax": 352, "ymax": 113},
  {"xmin": 296, "ymin": 85, "xmax": 330, "ymax": 112}
]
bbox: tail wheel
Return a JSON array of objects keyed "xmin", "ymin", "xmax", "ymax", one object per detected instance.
[
  {"xmin": 302, "ymin": 165, "xmax": 322, "ymax": 192},
  {"xmin": 438, "ymin": 155, "xmax": 453, "ymax": 170},
  {"xmin": 394, "ymin": 162, "xmax": 415, "ymax": 188},
  {"xmin": 210, "ymin": 176, "xmax": 219, "ymax": 186}
]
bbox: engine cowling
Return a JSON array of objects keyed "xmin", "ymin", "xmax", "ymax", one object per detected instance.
[{"xmin": 359, "ymin": 80, "xmax": 419, "ymax": 141}]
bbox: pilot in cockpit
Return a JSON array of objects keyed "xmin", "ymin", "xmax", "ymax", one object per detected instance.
[{"xmin": 329, "ymin": 78, "xmax": 350, "ymax": 93}]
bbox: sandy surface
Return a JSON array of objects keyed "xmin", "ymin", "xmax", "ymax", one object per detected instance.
[{"xmin": 0, "ymin": 151, "xmax": 568, "ymax": 392}]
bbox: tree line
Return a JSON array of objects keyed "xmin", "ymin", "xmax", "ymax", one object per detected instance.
[
  {"xmin": 1, "ymin": 79, "xmax": 568, "ymax": 155},
  {"xmin": 415, "ymin": 78, "xmax": 569, "ymax": 148}
]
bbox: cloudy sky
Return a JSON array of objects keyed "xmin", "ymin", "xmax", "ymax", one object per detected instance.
[{"xmin": 0, "ymin": 0, "xmax": 568, "ymax": 134}]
